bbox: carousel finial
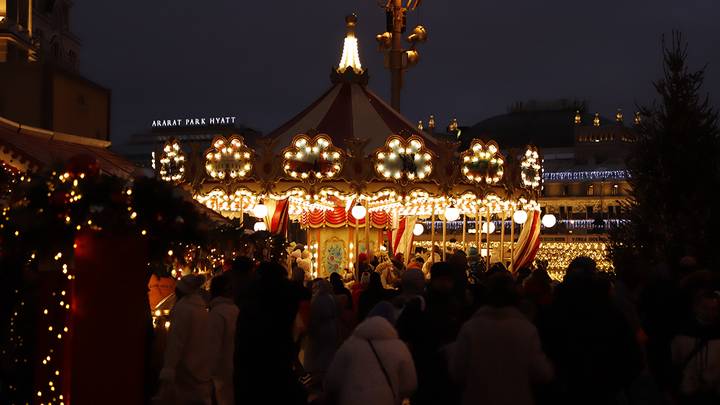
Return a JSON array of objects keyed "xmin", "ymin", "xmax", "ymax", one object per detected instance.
[
  {"xmin": 448, "ymin": 118, "xmax": 459, "ymax": 133},
  {"xmin": 337, "ymin": 14, "xmax": 363, "ymax": 74}
]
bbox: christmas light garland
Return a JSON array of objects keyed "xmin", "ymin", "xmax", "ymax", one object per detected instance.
[
  {"xmin": 461, "ymin": 140, "xmax": 505, "ymax": 184},
  {"xmin": 543, "ymin": 170, "xmax": 628, "ymax": 182},
  {"xmin": 158, "ymin": 138, "xmax": 185, "ymax": 182}
]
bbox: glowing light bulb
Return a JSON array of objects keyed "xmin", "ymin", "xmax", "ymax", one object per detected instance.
[
  {"xmin": 513, "ymin": 210, "xmax": 528, "ymax": 224},
  {"xmin": 253, "ymin": 201, "xmax": 268, "ymax": 218},
  {"xmin": 351, "ymin": 203, "xmax": 366, "ymax": 220},
  {"xmin": 542, "ymin": 214, "xmax": 557, "ymax": 228},
  {"xmin": 444, "ymin": 205, "xmax": 460, "ymax": 222}
]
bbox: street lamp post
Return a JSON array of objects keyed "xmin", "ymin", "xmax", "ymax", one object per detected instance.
[{"xmin": 376, "ymin": 0, "xmax": 427, "ymax": 111}]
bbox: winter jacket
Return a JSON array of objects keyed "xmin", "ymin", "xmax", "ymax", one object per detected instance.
[
  {"xmin": 303, "ymin": 292, "xmax": 341, "ymax": 374},
  {"xmin": 158, "ymin": 293, "xmax": 212, "ymax": 404},
  {"xmin": 672, "ymin": 333, "xmax": 720, "ymax": 398},
  {"xmin": 449, "ymin": 306, "xmax": 553, "ymax": 405},
  {"xmin": 207, "ymin": 296, "xmax": 239, "ymax": 405},
  {"xmin": 325, "ymin": 316, "xmax": 417, "ymax": 405}
]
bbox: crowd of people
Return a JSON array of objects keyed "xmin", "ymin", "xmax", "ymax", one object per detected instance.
[{"xmin": 152, "ymin": 247, "xmax": 720, "ymax": 405}]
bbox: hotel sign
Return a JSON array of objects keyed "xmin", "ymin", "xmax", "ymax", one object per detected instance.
[{"xmin": 151, "ymin": 116, "xmax": 237, "ymax": 128}]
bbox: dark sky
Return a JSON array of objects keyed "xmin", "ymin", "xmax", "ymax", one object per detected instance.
[{"xmin": 73, "ymin": 1, "xmax": 720, "ymax": 147}]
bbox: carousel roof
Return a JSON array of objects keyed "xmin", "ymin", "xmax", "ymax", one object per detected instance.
[{"xmin": 266, "ymin": 15, "xmax": 435, "ymax": 152}]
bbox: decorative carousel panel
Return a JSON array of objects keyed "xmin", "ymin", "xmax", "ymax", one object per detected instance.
[
  {"xmin": 282, "ymin": 135, "xmax": 343, "ymax": 180},
  {"xmin": 273, "ymin": 188, "xmax": 336, "ymax": 215},
  {"xmin": 374, "ymin": 135, "xmax": 433, "ymax": 180},
  {"xmin": 521, "ymin": 146, "xmax": 542, "ymax": 188},
  {"xmin": 204, "ymin": 136, "xmax": 253, "ymax": 180},
  {"xmin": 159, "ymin": 138, "xmax": 186, "ymax": 182},
  {"xmin": 195, "ymin": 188, "xmax": 257, "ymax": 212},
  {"xmin": 460, "ymin": 140, "xmax": 504, "ymax": 184}
]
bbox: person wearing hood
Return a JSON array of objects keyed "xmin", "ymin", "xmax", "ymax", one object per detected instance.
[
  {"xmin": 234, "ymin": 261, "xmax": 306, "ymax": 405},
  {"xmin": 155, "ymin": 274, "xmax": 211, "ymax": 404},
  {"xmin": 206, "ymin": 274, "xmax": 239, "ymax": 405},
  {"xmin": 303, "ymin": 278, "xmax": 342, "ymax": 381},
  {"xmin": 325, "ymin": 302, "xmax": 417, "ymax": 405},
  {"xmin": 397, "ymin": 262, "xmax": 463, "ymax": 405},
  {"xmin": 450, "ymin": 270, "xmax": 553, "ymax": 405},
  {"xmin": 671, "ymin": 271, "xmax": 720, "ymax": 403},
  {"xmin": 358, "ymin": 272, "xmax": 390, "ymax": 322}
]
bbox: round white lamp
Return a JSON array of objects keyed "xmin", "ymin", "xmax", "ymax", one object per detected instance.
[
  {"xmin": 412, "ymin": 223, "xmax": 425, "ymax": 236},
  {"xmin": 253, "ymin": 201, "xmax": 268, "ymax": 218},
  {"xmin": 444, "ymin": 205, "xmax": 460, "ymax": 222},
  {"xmin": 253, "ymin": 221, "xmax": 267, "ymax": 232},
  {"xmin": 351, "ymin": 202, "xmax": 367, "ymax": 220},
  {"xmin": 512, "ymin": 210, "xmax": 528, "ymax": 224},
  {"xmin": 481, "ymin": 221, "xmax": 496, "ymax": 234},
  {"xmin": 541, "ymin": 213, "xmax": 557, "ymax": 228}
]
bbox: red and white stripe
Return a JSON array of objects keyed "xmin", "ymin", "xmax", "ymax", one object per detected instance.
[{"xmin": 267, "ymin": 82, "xmax": 436, "ymax": 152}]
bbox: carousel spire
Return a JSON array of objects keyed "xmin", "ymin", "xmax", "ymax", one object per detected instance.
[
  {"xmin": 338, "ymin": 14, "xmax": 363, "ymax": 74},
  {"xmin": 331, "ymin": 14, "xmax": 369, "ymax": 84}
]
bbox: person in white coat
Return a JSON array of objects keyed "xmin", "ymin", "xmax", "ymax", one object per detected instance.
[
  {"xmin": 206, "ymin": 274, "xmax": 239, "ymax": 405},
  {"xmin": 449, "ymin": 271, "xmax": 553, "ymax": 405},
  {"xmin": 325, "ymin": 301, "xmax": 417, "ymax": 405},
  {"xmin": 156, "ymin": 274, "xmax": 212, "ymax": 405}
]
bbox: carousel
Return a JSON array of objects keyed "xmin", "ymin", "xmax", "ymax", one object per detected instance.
[{"xmin": 157, "ymin": 15, "xmax": 548, "ymax": 277}]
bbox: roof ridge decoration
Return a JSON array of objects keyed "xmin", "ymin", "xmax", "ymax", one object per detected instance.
[{"xmin": 331, "ymin": 14, "xmax": 369, "ymax": 85}]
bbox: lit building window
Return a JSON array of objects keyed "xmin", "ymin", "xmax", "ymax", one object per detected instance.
[
  {"xmin": 587, "ymin": 184, "xmax": 594, "ymax": 196},
  {"xmin": 611, "ymin": 183, "xmax": 619, "ymax": 196}
]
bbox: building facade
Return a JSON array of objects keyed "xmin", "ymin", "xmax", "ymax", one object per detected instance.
[
  {"xmin": 121, "ymin": 116, "xmax": 261, "ymax": 173},
  {"xmin": 0, "ymin": 0, "xmax": 110, "ymax": 140},
  {"xmin": 461, "ymin": 101, "xmax": 636, "ymax": 274}
]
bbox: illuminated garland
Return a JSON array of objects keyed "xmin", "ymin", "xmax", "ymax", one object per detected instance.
[
  {"xmin": 461, "ymin": 140, "xmax": 504, "ymax": 184},
  {"xmin": 375, "ymin": 136, "xmax": 433, "ymax": 180},
  {"xmin": 535, "ymin": 241, "xmax": 614, "ymax": 276},
  {"xmin": 543, "ymin": 170, "xmax": 628, "ymax": 182},
  {"xmin": 204, "ymin": 136, "xmax": 253, "ymax": 180},
  {"xmin": 158, "ymin": 138, "xmax": 185, "ymax": 182},
  {"xmin": 0, "ymin": 163, "xmax": 230, "ymax": 403},
  {"xmin": 521, "ymin": 146, "xmax": 542, "ymax": 188},
  {"xmin": 282, "ymin": 135, "xmax": 343, "ymax": 179}
]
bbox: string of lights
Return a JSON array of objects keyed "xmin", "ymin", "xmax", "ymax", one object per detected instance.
[{"xmin": 543, "ymin": 170, "xmax": 628, "ymax": 182}]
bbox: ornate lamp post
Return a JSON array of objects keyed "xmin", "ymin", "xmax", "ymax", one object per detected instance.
[{"xmin": 376, "ymin": 0, "xmax": 427, "ymax": 111}]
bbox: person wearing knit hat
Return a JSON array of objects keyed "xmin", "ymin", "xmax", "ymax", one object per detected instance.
[
  {"xmin": 175, "ymin": 274, "xmax": 206, "ymax": 296},
  {"xmin": 401, "ymin": 269, "xmax": 426, "ymax": 297},
  {"xmin": 368, "ymin": 300, "xmax": 399, "ymax": 325},
  {"xmin": 156, "ymin": 274, "xmax": 211, "ymax": 404}
]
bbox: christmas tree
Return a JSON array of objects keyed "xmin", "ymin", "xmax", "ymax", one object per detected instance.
[{"xmin": 611, "ymin": 32, "xmax": 720, "ymax": 274}]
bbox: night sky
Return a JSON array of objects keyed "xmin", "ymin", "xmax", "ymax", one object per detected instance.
[{"xmin": 73, "ymin": 1, "xmax": 720, "ymax": 147}]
